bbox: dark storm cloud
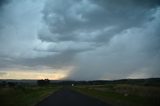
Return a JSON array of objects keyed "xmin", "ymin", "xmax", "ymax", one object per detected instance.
[
  {"xmin": 0, "ymin": 0, "xmax": 11, "ymax": 30},
  {"xmin": 92, "ymin": 0, "xmax": 160, "ymax": 8},
  {"xmin": 0, "ymin": 0, "xmax": 160, "ymax": 80},
  {"xmin": 39, "ymin": 0, "xmax": 160, "ymax": 44},
  {"xmin": 0, "ymin": 0, "xmax": 10, "ymax": 8}
]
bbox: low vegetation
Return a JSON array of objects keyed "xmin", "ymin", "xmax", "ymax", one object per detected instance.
[
  {"xmin": 73, "ymin": 84, "xmax": 160, "ymax": 106},
  {"xmin": 0, "ymin": 86, "xmax": 59, "ymax": 106}
]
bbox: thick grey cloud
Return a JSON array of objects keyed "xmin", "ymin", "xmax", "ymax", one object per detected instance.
[
  {"xmin": 0, "ymin": 0, "xmax": 10, "ymax": 9},
  {"xmin": 0, "ymin": 0, "xmax": 160, "ymax": 80},
  {"xmin": 0, "ymin": 0, "xmax": 47, "ymax": 68},
  {"xmin": 39, "ymin": 0, "xmax": 160, "ymax": 43}
]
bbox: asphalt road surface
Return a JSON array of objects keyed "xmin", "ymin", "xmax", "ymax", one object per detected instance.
[{"xmin": 36, "ymin": 87, "xmax": 110, "ymax": 106}]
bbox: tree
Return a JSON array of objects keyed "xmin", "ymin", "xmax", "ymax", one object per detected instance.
[{"xmin": 37, "ymin": 79, "xmax": 50, "ymax": 86}]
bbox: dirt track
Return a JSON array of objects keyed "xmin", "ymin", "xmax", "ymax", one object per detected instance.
[{"xmin": 36, "ymin": 87, "xmax": 110, "ymax": 106}]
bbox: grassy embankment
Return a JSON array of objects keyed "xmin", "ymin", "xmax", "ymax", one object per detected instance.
[
  {"xmin": 73, "ymin": 84, "xmax": 160, "ymax": 106},
  {"xmin": 0, "ymin": 86, "xmax": 60, "ymax": 106}
]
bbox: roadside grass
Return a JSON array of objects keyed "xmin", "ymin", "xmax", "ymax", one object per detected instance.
[
  {"xmin": 0, "ymin": 86, "xmax": 60, "ymax": 106},
  {"xmin": 73, "ymin": 84, "xmax": 160, "ymax": 106}
]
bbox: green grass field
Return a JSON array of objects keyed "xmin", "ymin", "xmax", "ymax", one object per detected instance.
[
  {"xmin": 0, "ymin": 86, "xmax": 60, "ymax": 106},
  {"xmin": 73, "ymin": 84, "xmax": 160, "ymax": 106}
]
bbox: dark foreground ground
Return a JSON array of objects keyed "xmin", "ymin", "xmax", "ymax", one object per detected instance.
[{"xmin": 36, "ymin": 87, "xmax": 110, "ymax": 106}]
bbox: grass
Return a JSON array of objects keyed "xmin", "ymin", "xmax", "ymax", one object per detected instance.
[
  {"xmin": 0, "ymin": 86, "xmax": 60, "ymax": 106},
  {"xmin": 73, "ymin": 84, "xmax": 160, "ymax": 106}
]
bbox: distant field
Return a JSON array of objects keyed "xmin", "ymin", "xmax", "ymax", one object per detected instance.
[
  {"xmin": 0, "ymin": 78, "xmax": 159, "ymax": 106},
  {"xmin": 0, "ymin": 86, "xmax": 60, "ymax": 106},
  {"xmin": 73, "ymin": 84, "xmax": 160, "ymax": 106}
]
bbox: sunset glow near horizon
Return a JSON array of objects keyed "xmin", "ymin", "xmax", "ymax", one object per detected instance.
[
  {"xmin": 0, "ymin": 0, "xmax": 160, "ymax": 80},
  {"xmin": 0, "ymin": 69, "xmax": 72, "ymax": 80}
]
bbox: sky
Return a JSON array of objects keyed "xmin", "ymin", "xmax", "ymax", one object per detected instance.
[{"xmin": 0, "ymin": 0, "xmax": 160, "ymax": 80}]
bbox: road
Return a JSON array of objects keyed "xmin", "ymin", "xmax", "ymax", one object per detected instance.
[{"xmin": 36, "ymin": 87, "xmax": 110, "ymax": 106}]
